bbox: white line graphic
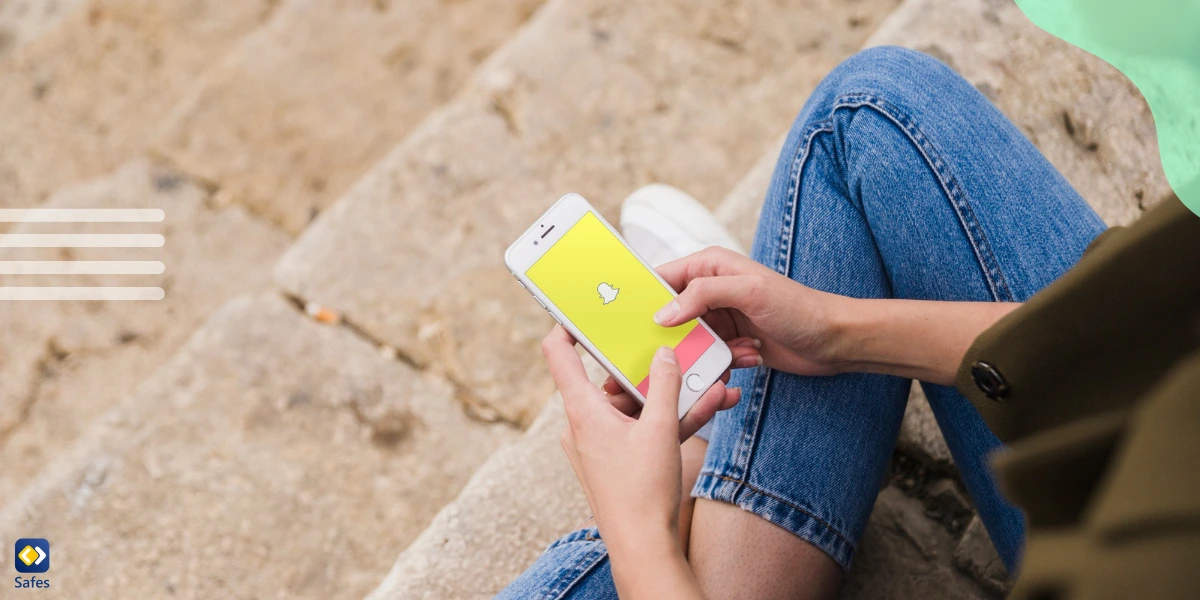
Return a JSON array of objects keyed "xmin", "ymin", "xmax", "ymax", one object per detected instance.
[
  {"xmin": 1, "ymin": 209, "xmax": 167, "ymax": 300},
  {"xmin": 0, "ymin": 287, "xmax": 166, "ymax": 301},
  {"xmin": 0, "ymin": 261, "xmax": 166, "ymax": 275},
  {"xmin": 0, "ymin": 233, "xmax": 165, "ymax": 248},
  {"xmin": 0, "ymin": 208, "xmax": 165, "ymax": 222}
]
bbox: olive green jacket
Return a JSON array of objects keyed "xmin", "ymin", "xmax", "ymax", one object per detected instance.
[{"xmin": 955, "ymin": 195, "xmax": 1200, "ymax": 599}]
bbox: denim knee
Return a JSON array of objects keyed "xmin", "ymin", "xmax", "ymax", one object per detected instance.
[
  {"xmin": 495, "ymin": 528, "xmax": 617, "ymax": 600},
  {"xmin": 792, "ymin": 45, "xmax": 982, "ymax": 136},
  {"xmin": 825, "ymin": 46, "xmax": 968, "ymax": 102}
]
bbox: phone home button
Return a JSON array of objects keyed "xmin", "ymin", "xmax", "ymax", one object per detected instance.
[{"xmin": 685, "ymin": 373, "xmax": 704, "ymax": 392}]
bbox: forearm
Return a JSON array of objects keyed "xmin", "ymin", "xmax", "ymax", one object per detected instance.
[
  {"xmin": 608, "ymin": 531, "xmax": 705, "ymax": 600},
  {"xmin": 829, "ymin": 298, "xmax": 1019, "ymax": 385}
]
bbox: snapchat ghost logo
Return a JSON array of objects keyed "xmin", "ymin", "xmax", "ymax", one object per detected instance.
[{"xmin": 597, "ymin": 282, "xmax": 619, "ymax": 305}]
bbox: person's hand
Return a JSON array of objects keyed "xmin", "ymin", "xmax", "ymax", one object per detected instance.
[
  {"xmin": 654, "ymin": 247, "xmax": 849, "ymax": 377},
  {"xmin": 596, "ymin": 335, "xmax": 756, "ymax": 428},
  {"xmin": 542, "ymin": 326, "xmax": 736, "ymax": 549}
]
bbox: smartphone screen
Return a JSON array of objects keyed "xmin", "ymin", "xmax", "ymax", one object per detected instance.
[{"xmin": 526, "ymin": 211, "xmax": 717, "ymax": 396}]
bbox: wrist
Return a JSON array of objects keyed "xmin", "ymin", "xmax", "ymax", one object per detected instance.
[
  {"xmin": 818, "ymin": 294, "xmax": 867, "ymax": 373},
  {"xmin": 605, "ymin": 521, "xmax": 680, "ymax": 563},
  {"xmin": 607, "ymin": 529, "xmax": 692, "ymax": 597},
  {"xmin": 820, "ymin": 298, "xmax": 1020, "ymax": 384}
]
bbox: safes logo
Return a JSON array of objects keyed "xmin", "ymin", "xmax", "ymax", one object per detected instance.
[
  {"xmin": 14, "ymin": 538, "xmax": 50, "ymax": 590},
  {"xmin": 14, "ymin": 539, "xmax": 48, "ymax": 573}
]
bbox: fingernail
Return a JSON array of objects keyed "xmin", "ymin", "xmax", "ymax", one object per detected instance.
[
  {"xmin": 750, "ymin": 338, "xmax": 762, "ymax": 349},
  {"xmin": 734, "ymin": 355, "xmax": 762, "ymax": 368},
  {"xmin": 654, "ymin": 300, "xmax": 679, "ymax": 326},
  {"xmin": 656, "ymin": 346, "xmax": 677, "ymax": 365}
]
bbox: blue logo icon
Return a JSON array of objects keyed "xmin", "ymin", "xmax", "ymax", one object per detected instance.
[{"xmin": 14, "ymin": 539, "xmax": 49, "ymax": 574}]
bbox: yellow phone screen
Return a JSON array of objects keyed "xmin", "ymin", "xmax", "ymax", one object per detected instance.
[{"xmin": 527, "ymin": 212, "xmax": 715, "ymax": 395}]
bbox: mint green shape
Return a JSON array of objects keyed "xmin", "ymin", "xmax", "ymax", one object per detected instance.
[{"xmin": 1014, "ymin": 0, "xmax": 1200, "ymax": 215}]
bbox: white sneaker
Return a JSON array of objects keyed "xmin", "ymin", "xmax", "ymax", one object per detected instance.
[{"xmin": 619, "ymin": 184, "xmax": 745, "ymax": 267}]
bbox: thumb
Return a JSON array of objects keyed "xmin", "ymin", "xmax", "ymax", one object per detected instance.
[
  {"xmin": 653, "ymin": 275, "xmax": 761, "ymax": 327},
  {"xmin": 643, "ymin": 346, "xmax": 683, "ymax": 432}
]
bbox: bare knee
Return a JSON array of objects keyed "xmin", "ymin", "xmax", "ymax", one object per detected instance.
[{"xmin": 688, "ymin": 499, "xmax": 842, "ymax": 600}]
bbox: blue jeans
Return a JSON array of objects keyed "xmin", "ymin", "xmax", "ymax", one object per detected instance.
[{"xmin": 497, "ymin": 46, "xmax": 1105, "ymax": 599}]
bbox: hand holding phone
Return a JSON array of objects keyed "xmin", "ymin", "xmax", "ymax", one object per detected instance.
[{"xmin": 505, "ymin": 194, "xmax": 734, "ymax": 420}]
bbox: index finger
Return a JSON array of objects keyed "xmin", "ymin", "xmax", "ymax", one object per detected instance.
[{"xmin": 656, "ymin": 246, "xmax": 754, "ymax": 292}]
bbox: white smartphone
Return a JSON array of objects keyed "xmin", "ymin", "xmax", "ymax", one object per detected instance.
[{"xmin": 505, "ymin": 193, "xmax": 733, "ymax": 419}]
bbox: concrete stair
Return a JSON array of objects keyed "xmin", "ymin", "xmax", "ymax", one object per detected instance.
[
  {"xmin": 0, "ymin": 1, "xmax": 548, "ymax": 597},
  {"xmin": 0, "ymin": 0, "xmax": 1170, "ymax": 598},
  {"xmin": 0, "ymin": 0, "xmax": 279, "ymax": 209},
  {"xmin": 153, "ymin": 0, "xmax": 547, "ymax": 234},
  {"xmin": 0, "ymin": 159, "xmax": 289, "ymax": 502},
  {"xmin": 0, "ymin": 294, "xmax": 516, "ymax": 599},
  {"xmin": 2, "ymin": 0, "xmax": 547, "ymax": 539},
  {"xmin": 0, "ymin": 0, "xmax": 86, "ymax": 58}
]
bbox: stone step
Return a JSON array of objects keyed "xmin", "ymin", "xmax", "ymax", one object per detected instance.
[
  {"xmin": 364, "ymin": 362, "xmax": 600, "ymax": 600},
  {"xmin": 0, "ymin": 0, "xmax": 549, "ymax": 573},
  {"xmin": 0, "ymin": 0, "xmax": 277, "ymax": 209},
  {"xmin": 362, "ymin": 0, "xmax": 1169, "ymax": 596},
  {"xmin": 0, "ymin": 159, "xmax": 289, "ymax": 502},
  {"xmin": 366, "ymin": 394, "xmax": 588, "ymax": 600},
  {"xmin": 154, "ymin": 0, "xmax": 546, "ymax": 235},
  {"xmin": 0, "ymin": 0, "xmax": 85, "ymax": 59},
  {"xmin": 274, "ymin": 0, "xmax": 907, "ymax": 427},
  {"xmin": 0, "ymin": 293, "xmax": 517, "ymax": 599}
]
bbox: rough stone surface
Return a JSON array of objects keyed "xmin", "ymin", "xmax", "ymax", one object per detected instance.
[
  {"xmin": 0, "ymin": 0, "xmax": 277, "ymax": 209},
  {"xmin": 0, "ymin": 294, "xmax": 516, "ymax": 599},
  {"xmin": 0, "ymin": 159, "xmax": 289, "ymax": 501},
  {"xmin": 0, "ymin": 0, "xmax": 85, "ymax": 58},
  {"xmin": 155, "ymin": 0, "xmax": 545, "ymax": 234},
  {"xmin": 897, "ymin": 383, "xmax": 956, "ymax": 470},
  {"xmin": 713, "ymin": 134, "xmax": 781, "ymax": 248},
  {"xmin": 954, "ymin": 515, "xmax": 1011, "ymax": 597},
  {"xmin": 865, "ymin": 0, "xmax": 1170, "ymax": 226},
  {"xmin": 275, "ymin": 0, "xmax": 905, "ymax": 426},
  {"xmin": 927, "ymin": 477, "xmax": 973, "ymax": 520},
  {"xmin": 366, "ymin": 394, "xmax": 590, "ymax": 600},
  {"xmin": 839, "ymin": 486, "xmax": 993, "ymax": 599}
]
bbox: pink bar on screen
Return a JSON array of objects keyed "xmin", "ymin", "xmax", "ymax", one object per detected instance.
[
  {"xmin": 675, "ymin": 325, "xmax": 715, "ymax": 373},
  {"xmin": 634, "ymin": 325, "xmax": 715, "ymax": 397}
]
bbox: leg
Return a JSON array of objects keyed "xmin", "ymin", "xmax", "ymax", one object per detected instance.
[{"xmin": 689, "ymin": 46, "xmax": 1105, "ymax": 598}]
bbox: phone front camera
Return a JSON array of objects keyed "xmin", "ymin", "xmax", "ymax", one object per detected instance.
[{"xmin": 533, "ymin": 240, "xmax": 539, "ymax": 245}]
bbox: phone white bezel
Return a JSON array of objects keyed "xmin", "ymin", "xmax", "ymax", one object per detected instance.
[{"xmin": 504, "ymin": 193, "xmax": 733, "ymax": 420}]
